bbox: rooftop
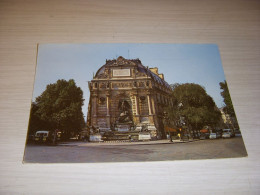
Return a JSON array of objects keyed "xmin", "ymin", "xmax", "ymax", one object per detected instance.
[{"xmin": 95, "ymin": 56, "xmax": 171, "ymax": 90}]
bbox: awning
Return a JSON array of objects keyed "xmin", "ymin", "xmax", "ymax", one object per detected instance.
[{"xmin": 200, "ymin": 129, "xmax": 209, "ymax": 133}]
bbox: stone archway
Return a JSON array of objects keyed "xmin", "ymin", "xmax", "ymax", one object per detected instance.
[
  {"xmin": 118, "ymin": 99, "xmax": 132, "ymax": 123},
  {"xmin": 114, "ymin": 93, "xmax": 134, "ymax": 131}
]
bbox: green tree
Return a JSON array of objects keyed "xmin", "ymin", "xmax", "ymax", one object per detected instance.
[
  {"xmin": 170, "ymin": 83, "xmax": 180, "ymax": 90},
  {"xmin": 28, "ymin": 79, "xmax": 85, "ymax": 138},
  {"xmin": 219, "ymin": 80, "xmax": 235, "ymax": 117},
  {"xmin": 27, "ymin": 102, "xmax": 49, "ymax": 135},
  {"xmin": 167, "ymin": 83, "xmax": 221, "ymax": 131},
  {"xmin": 219, "ymin": 80, "xmax": 239, "ymax": 128}
]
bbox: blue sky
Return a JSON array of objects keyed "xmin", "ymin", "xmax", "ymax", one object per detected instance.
[{"xmin": 34, "ymin": 43, "xmax": 226, "ymax": 119}]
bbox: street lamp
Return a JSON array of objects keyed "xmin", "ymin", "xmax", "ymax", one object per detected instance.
[
  {"xmin": 177, "ymin": 102, "xmax": 187, "ymax": 140},
  {"xmin": 53, "ymin": 116, "xmax": 61, "ymax": 145},
  {"xmin": 163, "ymin": 111, "xmax": 172, "ymax": 142},
  {"xmin": 177, "ymin": 102, "xmax": 183, "ymax": 127}
]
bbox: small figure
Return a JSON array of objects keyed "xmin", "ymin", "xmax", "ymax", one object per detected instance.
[{"xmin": 128, "ymin": 134, "xmax": 132, "ymax": 142}]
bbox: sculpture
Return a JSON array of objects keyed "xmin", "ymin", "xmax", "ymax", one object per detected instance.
[{"xmin": 118, "ymin": 100, "xmax": 131, "ymax": 123}]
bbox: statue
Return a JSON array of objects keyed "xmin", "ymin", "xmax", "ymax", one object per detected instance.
[
  {"xmin": 118, "ymin": 100, "xmax": 131, "ymax": 123},
  {"xmin": 89, "ymin": 126, "xmax": 99, "ymax": 134}
]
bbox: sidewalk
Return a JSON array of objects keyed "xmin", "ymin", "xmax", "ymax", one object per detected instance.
[{"xmin": 58, "ymin": 138, "xmax": 200, "ymax": 147}]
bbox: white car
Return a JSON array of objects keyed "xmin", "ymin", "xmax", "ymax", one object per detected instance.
[
  {"xmin": 34, "ymin": 130, "xmax": 51, "ymax": 143},
  {"xmin": 222, "ymin": 133, "xmax": 231, "ymax": 138},
  {"xmin": 209, "ymin": 133, "xmax": 217, "ymax": 139},
  {"xmin": 222, "ymin": 129, "xmax": 233, "ymax": 138}
]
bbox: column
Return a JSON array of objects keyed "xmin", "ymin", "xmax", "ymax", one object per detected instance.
[
  {"xmin": 131, "ymin": 92, "xmax": 140, "ymax": 124},
  {"xmin": 147, "ymin": 93, "xmax": 155, "ymax": 133},
  {"xmin": 106, "ymin": 95, "xmax": 110, "ymax": 116},
  {"xmin": 106, "ymin": 93, "xmax": 111, "ymax": 128},
  {"xmin": 147, "ymin": 94, "xmax": 152, "ymax": 115},
  {"xmin": 92, "ymin": 94, "xmax": 97, "ymax": 117},
  {"xmin": 92, "ymin": 94, "xmax": 98, "ymax": 126},
  {"xmin": 135, "ymin": 95, "xmax": 139, "ymax": 116},
  {"xmin": 151, "ymin": 95, "xmax": 156, "ymax": 115}
]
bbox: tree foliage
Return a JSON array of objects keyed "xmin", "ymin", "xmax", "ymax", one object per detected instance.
[
  {"xmin": 170, "ymin": 83, "xmax": 180, "ymax": 91},
  {"xmin": 167, "ymin": 83, "xmax": 221, "ymax": 130},
  {"xmin": 28, "ymin": 79, "xmax": 85, "ymax": 137},
  {"xmin": 219, "ymin": 80, "xmax": 239, "ymax": 128},
  {"xmin": 219, "ymin": 80, "xmax": 235, "ymax": 117}
]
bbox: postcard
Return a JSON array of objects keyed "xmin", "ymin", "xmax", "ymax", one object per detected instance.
[{"xmin": 23, "ymin": 43, "xmax": 247, "ymax": 163}]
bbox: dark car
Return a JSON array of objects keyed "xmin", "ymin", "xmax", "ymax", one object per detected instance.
[
  {"xmin": 216, "ymin": 132, "xmax": 222, "ymax": 138},
  {"xmin": 234, "ymin": 129, "xmax": 242, "ymax": 137},
  {"xmin": 200, "ymin": 133, "xmax": 206, "ymax": 140},
  {"xmin": 205, "ymin": 133, "xmax": 210, "ymax": 139},
  {"xmin": 193, "ymin": 133, "xmax": 200, "ymax": 139}
]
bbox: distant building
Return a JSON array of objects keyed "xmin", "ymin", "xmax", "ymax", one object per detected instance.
[{"xmin": 86, "ymin": 56, "xmax": 173, "ymax": 139}]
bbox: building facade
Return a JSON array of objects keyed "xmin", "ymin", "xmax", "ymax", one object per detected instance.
[{"xmin": 86, "ymin": 56, "xmax": 173, "ymax": 139}]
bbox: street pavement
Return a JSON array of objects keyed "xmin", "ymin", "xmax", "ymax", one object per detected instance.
[
  {"xmin": 24, "ymin": 137, "xmax": 247, "ymax": 163},
  {"xmin": 58, "ymin": 139, "xmax": 195, "ymax": 146}
]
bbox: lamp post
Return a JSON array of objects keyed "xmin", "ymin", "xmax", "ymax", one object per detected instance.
[
  {"xmin": 53, "ymin": 116, "xmax": 60, "ymax": 145},
  {"xmin": 163, "ymin": 111, "xmax": 172, "ymax": 142},
  {"xmin": 177, "ymin": 102, "xmax": 184, "ymax": 140}
]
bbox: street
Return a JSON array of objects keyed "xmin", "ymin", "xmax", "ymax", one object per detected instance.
[{"xmin": 24, "ymin": 137, "xmax": 247, "ymax": 163}]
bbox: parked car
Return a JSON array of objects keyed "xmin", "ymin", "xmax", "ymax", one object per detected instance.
[
  {"xmin": 200, "ymin": 129, "xmax": 210, "ymax": 139},
  {"xmin": 193, "ymin": 133, "xmax": 200, "ymax": 139},
  {"xmin": 209, "ymin": 133, "xmax": 217, "ymax": 139},
  {"xmin": 216, "ymin": 132, "xmax": 222, "ymax": 138},
  {"xmin": 34, "ymin": 130, "xmax": 51, "ymax": 143},
  {"xmin": 200, "ymin": 133, "xmax": 206, "ymax": 140},
  {"xmin": 222, "ymin": 129, "xmax": 234, "ymax": 138},
  {"xmin": 234, "ymin": 129, "xmax": 242, "ymax": 137}
]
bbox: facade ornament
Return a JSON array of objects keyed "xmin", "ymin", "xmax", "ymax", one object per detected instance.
[{"xmin": 99, "ymin": 97, "xmax": 106, "ymax": 104}]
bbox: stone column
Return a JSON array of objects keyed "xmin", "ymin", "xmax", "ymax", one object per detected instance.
[
  {"xmin": 131, "ymin": 92, "xmax": 140, "ymax": 124},
  {"xmin": 147, "ymin": 92, "xmax": 155, "ymax": 128},
  {"xmin": 106, "ymin": 93, "xmax": 111, "ymax": 128},
  {"xmin": 92, "ymin": 94, "xmax": 98, "ymax": 126},
  {"xmin": 151, "ymin": 95, "xmax": 156, "ymax": 115},
  {"xmin": 147, "ymin": 94, "xmax": 153, "ymax": 115},
  {"xmin": 92, "ymin": 94, "xmax": 97, "ymax": 117},
  {"xmin": 135, "ymin": 95, "xmax": 139, "ymax": 116},
  {"xmin": 134, "ymin": 94, "xmax": 140, "ymax": 124},
  {"xmin": 106, "ymin": 95, "xmax": 110, "ymax": 116}
]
